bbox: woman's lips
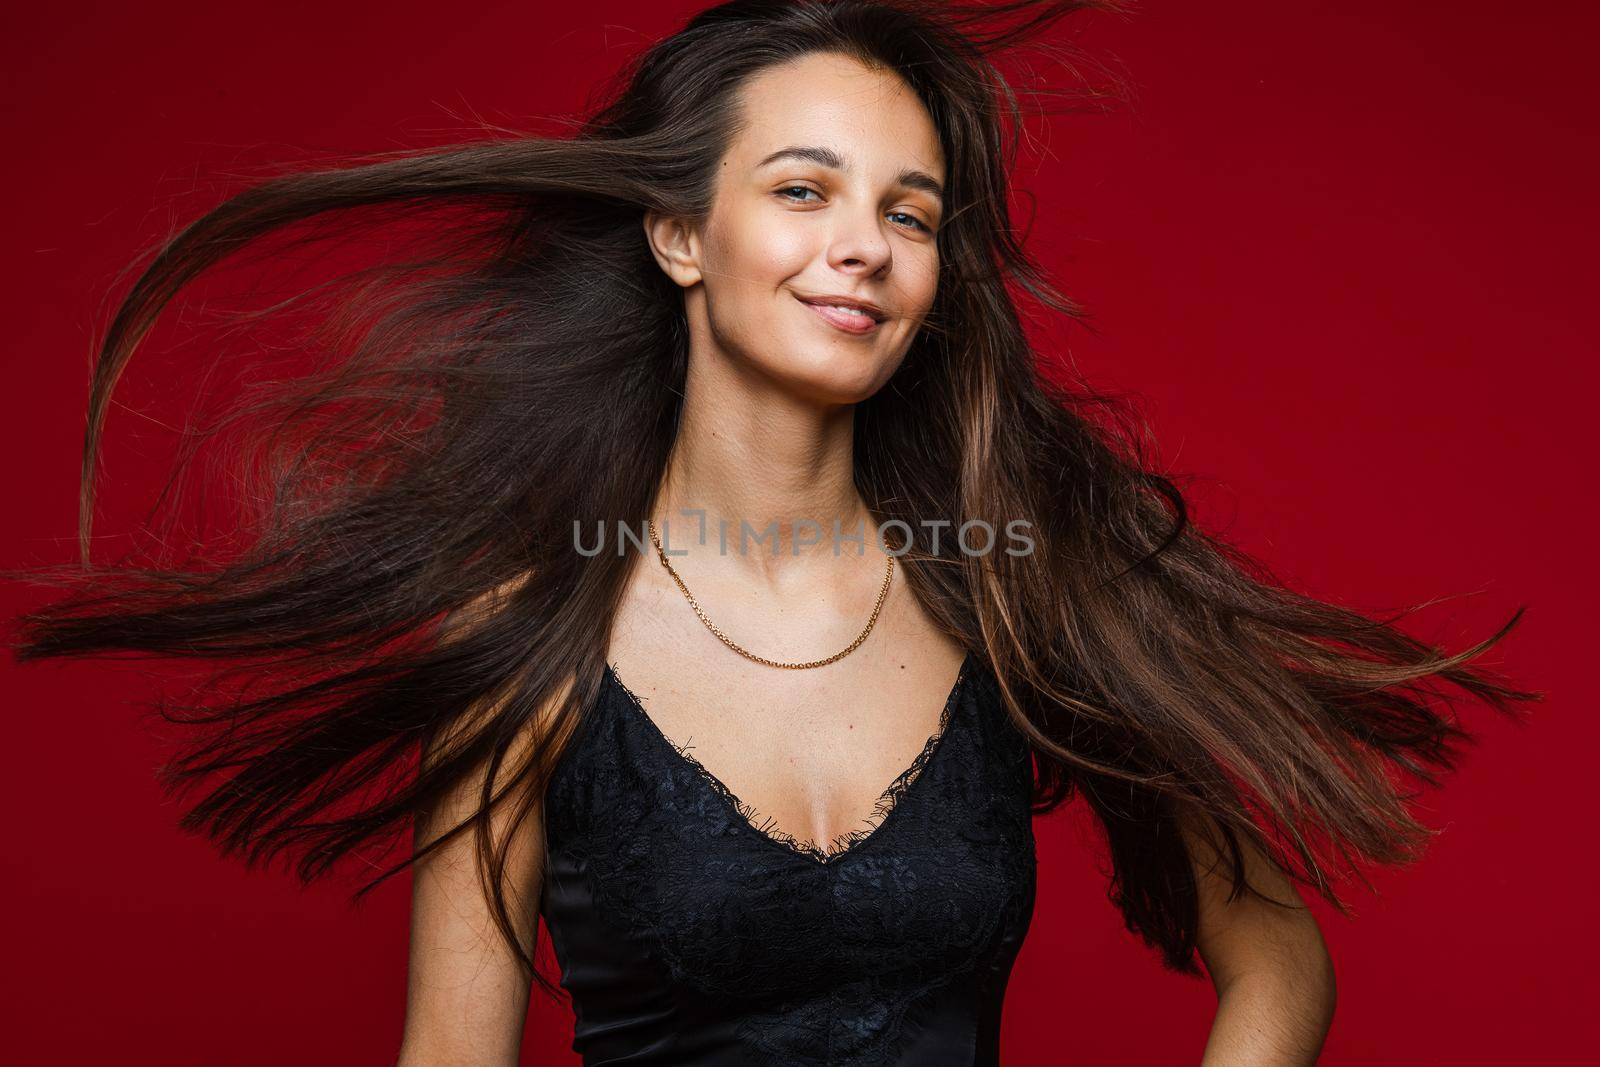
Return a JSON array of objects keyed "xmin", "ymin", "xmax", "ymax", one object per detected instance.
[{"xmin": 796, "ymin": 295, "xmax": 883, "ymax": 336}]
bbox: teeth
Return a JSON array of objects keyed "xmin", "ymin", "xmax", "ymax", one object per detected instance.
[{"xmin": 825, "ymin": 305, "xmax": 870, "ymax": 317}]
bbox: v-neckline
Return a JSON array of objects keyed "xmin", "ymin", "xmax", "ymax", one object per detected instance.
[{"xmin": 604, "ymin": 650, "xmax": 978, "ymax": 868}]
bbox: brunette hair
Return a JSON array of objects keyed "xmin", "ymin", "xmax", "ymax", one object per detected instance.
[{"xmin": 5, "ymin": 0, "xmax": 1539, "ymax": 1000}]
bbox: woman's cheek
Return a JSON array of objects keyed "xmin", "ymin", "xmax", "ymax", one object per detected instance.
[
  {"xmin": 705, "ymin": 215, "xmax": 805, "ymax": 294},
  {"xmin": 746, "ymin": 220, "xmax": 813, "ymax": 280}
]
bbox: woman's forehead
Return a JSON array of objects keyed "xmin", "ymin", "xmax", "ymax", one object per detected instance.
[{"xmin": 727, "ymin": 54, "xmax": 945, "ymax": 181}]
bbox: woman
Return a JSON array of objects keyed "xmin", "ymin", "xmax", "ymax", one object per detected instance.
[{"xmin": 8, "ymin": 1, "xmax": 1538, "ymax": 1064}]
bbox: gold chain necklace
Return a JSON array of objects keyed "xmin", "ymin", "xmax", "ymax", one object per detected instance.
[{"xmin": 647, "ymin": 517, "xmax": 895, "ymax": 670}]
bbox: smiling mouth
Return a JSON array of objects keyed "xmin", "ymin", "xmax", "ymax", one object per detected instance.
[{"xmin": 795, "ymin": 294, "xmax": 886, "ymax": 335}]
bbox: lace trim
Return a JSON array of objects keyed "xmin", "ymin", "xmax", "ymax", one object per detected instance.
[{"xmin": 606, "ymin": 652, "xmax": 976, "ymax": 865}]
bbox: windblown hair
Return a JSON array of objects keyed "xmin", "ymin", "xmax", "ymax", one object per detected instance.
[{"xmin": 6, "ymin": 0, "xmax": 1538, "ymax": 999}]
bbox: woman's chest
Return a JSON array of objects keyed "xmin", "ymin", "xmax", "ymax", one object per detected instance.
[{"xmin": 540, "ymin": 665, "xmax": 1038, "ymax": 1001}]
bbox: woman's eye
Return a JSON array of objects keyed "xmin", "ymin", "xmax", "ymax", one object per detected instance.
[
  {"xmin": 775, "ymin": 188, "xmax": 933, "ymax": 235},
  {"xmin": 887, "ymin": 210, "xmax": 931, "ymax": 234}
]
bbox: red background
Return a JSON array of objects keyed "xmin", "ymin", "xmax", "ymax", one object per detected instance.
[{"xmin": 3, "ymin": 1, "xmax": 1591, "ymax": 1063}]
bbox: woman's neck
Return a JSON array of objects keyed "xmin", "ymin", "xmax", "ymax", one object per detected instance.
[{"xmin": 653, "ymin": 384, "xmax": 881, "ymax": 592}]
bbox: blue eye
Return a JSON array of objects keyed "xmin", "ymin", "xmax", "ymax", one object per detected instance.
[
  {"xmin": 774, "ymin": 188, "xmax": 934, "ymax": 235},
  {"xmin": 887, "ymin": 210, "xmax": 931, "ymax": 234}
]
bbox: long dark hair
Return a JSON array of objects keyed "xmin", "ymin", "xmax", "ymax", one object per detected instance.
[{"xmin": 5, "ymin": 0, "xmax": 1539, "ymax": 999}]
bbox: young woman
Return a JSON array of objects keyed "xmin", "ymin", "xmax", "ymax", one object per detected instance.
[{"xmin": 9, "ymin": 1, "xmax": 1538, "ymax": 1064}]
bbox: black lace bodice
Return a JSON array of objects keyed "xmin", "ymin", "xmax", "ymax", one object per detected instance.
[{"xmin": 538, "ymin": 651, "xmax": 1038, "ymax": 1065}]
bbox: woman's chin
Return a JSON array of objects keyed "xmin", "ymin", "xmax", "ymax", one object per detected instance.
[{"xmin": 767, "ymin": 354, "xmax": 899, "ymax": 407}]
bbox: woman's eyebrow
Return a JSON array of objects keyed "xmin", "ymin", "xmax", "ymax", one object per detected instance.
[{"xmin": 754, "ymin": 145, "xmax": 945, "ymax": 200}]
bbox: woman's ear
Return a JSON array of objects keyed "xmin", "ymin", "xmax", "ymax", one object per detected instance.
[{"xmin": 642, "ymin": 210, "xmax": 703, "ymax": 288}]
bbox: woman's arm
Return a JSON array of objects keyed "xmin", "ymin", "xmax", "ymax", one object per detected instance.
[
  {"xmin": 1183, "ymin": 809, "xmax": 1338, "ymax": 1066},
  {"xmin": 397, "ymin": 582, "xmax": 556, "ymax": 1067},
  {"xmin": 395, "ymin": 729, "xmax": 547, "ymax": 1066}
]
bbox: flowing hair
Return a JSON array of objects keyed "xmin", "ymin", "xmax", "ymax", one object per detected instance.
[{"xmin": 4, "ymin": 0, "xmax": 1539, "ymax": 999}]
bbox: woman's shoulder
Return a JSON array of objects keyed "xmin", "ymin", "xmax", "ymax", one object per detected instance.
[{"xmin": 438, "ymin": 572, "xmax": 537, "ymax": 641}]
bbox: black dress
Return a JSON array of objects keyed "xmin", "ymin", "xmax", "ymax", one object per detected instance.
[{"xmin": 538, "ymin": 650, "xmax": 1038, "ymax": 1065}]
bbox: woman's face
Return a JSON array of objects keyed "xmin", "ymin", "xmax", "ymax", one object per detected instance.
[{"xmin": 648, "ymin": 51, "xmax": 947, "ymax": 407}]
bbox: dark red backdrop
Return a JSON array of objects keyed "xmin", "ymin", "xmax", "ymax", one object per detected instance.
[{"xmin": 3, "ymin": 1, "xmax": 1591, "ymax": 1063}]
